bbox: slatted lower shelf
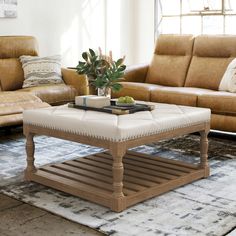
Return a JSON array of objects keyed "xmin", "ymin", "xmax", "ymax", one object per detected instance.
[{"xmin": 30, "ymin": 151, "xmax": 206, "ymax": 211}]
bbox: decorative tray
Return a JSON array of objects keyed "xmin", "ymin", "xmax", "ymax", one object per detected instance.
[{"xmin": 68, "ymin": 100, "xmax": 154, "ymax": 115}]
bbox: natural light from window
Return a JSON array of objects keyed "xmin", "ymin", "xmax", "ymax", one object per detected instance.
[{"xmin": 156, "ymin": 0, "xmax": 236, "ymax": 35}]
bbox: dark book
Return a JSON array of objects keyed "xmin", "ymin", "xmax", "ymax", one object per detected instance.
[{"xmin": 68, "ymin": 100, "xmax": 154, "ymax": 115}]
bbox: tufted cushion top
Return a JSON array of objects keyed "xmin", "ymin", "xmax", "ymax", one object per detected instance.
[{"xmin": 23, "ymin": 103, "xmax": 210, "ymax": 142}]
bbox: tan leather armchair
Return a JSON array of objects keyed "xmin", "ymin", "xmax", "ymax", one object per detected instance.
[{"xmin": 0, "ymin": 36, "xmax": 89, "ymax": 127}]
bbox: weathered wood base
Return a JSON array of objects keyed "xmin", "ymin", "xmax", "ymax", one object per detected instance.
[{"xmin": 25, "ymin": 151, "xmax": 209, "ymax": 212}]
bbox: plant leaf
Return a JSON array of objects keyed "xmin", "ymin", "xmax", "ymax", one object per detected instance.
[
  {"xmin": 89, "ymin": 48, "xmax": 96, "ymax": 57},
  {"xmin": 82, "ymin": 52, "xmax": 88, "ymax": 61}
]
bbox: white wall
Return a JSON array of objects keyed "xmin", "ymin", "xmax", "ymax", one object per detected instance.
[
  {"xmin": 0, "ymin": 0, "xmax": 106, "ymax": 66},
  {"xmin": 0, "ymin": 0, "xmax": 155, "ymax": 66},
  {"xmin": 106, "ymin": 0, "xmax": 155, "ymax": 65}
]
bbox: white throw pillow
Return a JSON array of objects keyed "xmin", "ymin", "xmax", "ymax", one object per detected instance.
[
  {"xmin": 219, "ymin": 58, "xmax": 236, "ymax": 93},
  {"xmin": 20, "ymin": 55, "xmax": 64, "ymax": 88}
]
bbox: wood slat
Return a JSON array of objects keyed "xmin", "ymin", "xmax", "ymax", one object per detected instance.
[
  {"xmin": 34, "ymin": 169, "xmax": 111, "ymax": 196},
  {"xmin": 126, "ymin": 169, "xmax": 205, "ymax": 207},
  {"xmin": 68, "ymin": 159, "xmax": 162, "ymax": 184},
  {"xmin": 123, "ymin": 154, "xmax": 193, "ymax": 173},
  {"xmin": 64, "ymin": 161, "xmax": 157, "ymax": 187},
  {"xmin": 97, "ymin": 153, "xmax": 188, "ymax": 176},
  {"xmin": 40, "ymin": 166, "xmax": 113, "ymax": 193},
  {"xmin": 30, "ymin": 170, "xmax": 112, "ymax": 208},
  {"xmin": 127, "ymin": 151, "xmax": 198, "ymax": 169},
  {"xmin": 82, "ymin": 155, "xmax": 172, "ymax": 182},
  {"xmin": 92, "ymin": 154, "xmax": 180, "ymax": 180},
  {"xmin": 46, "ymin": 162, "xmax": 145, "ymax": 195}
]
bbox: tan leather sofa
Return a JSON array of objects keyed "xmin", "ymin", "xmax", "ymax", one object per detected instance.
[
  {"xmin": 0, "ymin": 36, "xmax": 88, "ymax": 127},
  {"xmin": 113, "ymin": 34, "xmax": 236, "ymax": 132}
]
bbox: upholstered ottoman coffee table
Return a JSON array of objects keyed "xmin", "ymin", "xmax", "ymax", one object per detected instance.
[{"xmin": 23, "ymin": 103, "xmax": 211, "ymax": 212}]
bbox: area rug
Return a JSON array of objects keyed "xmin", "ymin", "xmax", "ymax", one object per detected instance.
[{"xmin": 0, "ymin": 129, "xmax": 236, "ymax": 236}]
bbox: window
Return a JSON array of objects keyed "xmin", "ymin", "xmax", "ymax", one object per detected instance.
[{"xmin": 155, "ymin": 0, "xmax": 236, "ymax": 36}]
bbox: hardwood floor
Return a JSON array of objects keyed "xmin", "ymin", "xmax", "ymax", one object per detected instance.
[{"xmin": 0, "ymin": 194, "xmax": 104, "ymax": 236}]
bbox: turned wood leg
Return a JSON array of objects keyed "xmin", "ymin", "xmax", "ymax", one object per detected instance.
[
  {"xmin": 110, "ymin": 142, "xmax": 126, "ymax": 212},
  {"xmin": 200, "ymin": 129, "xmax": 210, "ymax": 177},
  {"xmin": 24, "ymin": 132, "xmax": 36, "ymax": 180}
]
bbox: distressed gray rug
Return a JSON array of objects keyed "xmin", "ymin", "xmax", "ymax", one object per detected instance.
[{"xmin": 0, "ymin": 128, "xmax": 236, "ymax": 236}]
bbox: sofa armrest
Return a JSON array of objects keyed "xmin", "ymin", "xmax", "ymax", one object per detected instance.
[
  {"xmin": 124, "ymin": 64, "xmax": 149, "ymax": 83},
  {"xmin": 61, "ymin": 68, "xmax": 89, "ymax": 95}
]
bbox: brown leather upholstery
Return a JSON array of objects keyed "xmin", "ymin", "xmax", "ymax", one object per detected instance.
[
  {"xmin": 0, "ymin": 36, "xmax": 38, "ymax": 59},
  {"xmin": 0, "ymin": 36, "xmax": 89, "ymax": 127},
  {"xmin": 112, "ymin": 82, "xmax": 160, "ymax": 101},
  {"xmin": 0, "ymin": 36, "xmax": 38, "ymax": 91},
  {"xmin": 19, "ymin": 84, "xmax": 78, "ymax": 105},
  {"xmin": 198, "ymin": 92, "xmax": 236, "ymax": 115},
  {"xmin": 211, "ymin": 114, "xmax": 236, "ymax": 132},
  {"xmin": 145, "ymin": 34, "xmax": 194, "ymax": 87},
  {"xmin": 61, "ymin": 68, "xmax": 89, "ymax": 96},
  {"xmin": 0, "ymin": 92, "xmax": 49, "ymax": 127},
  {"xmin": 0, "ymin": 114, "xmax": 23, "ymax": 127},
  {"xmin": 185, "ymin": 35, "xmax": 236, "ymax": 90},
  {"xmin": 124, "ymin": 64, "xmax": 149, "ymax": 83},
  {"xmin": 0, "ymin": 58, "xmax": 24, "ymax": 91},
  {"xmin": 151, "ymin": 87, "xmax": 214, "ymax": 106}
]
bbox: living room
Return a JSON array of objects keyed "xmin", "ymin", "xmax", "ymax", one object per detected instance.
[{"xmin": 0, "ymin": 0, "xmax": 235, "ymax": 236}]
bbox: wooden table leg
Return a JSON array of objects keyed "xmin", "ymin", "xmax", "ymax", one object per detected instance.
[
  {"xmin": 200, "ymin": 128, "xmax": 210, "ymax": 177},
  {"xmin": 110, "ymin": 142, "xmax": 126, "ymax": 212},
  {"xmin": 24, "ymin": 132, "xmax": 36, "ymax": 180}
]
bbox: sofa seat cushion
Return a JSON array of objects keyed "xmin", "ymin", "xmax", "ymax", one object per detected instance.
[
  {"xmin": 18, "ymin": 84, "xmax": 77, "ymax": 105},
  {"xmin": 198, "ymin": 92, "xmax": 236, "ymax": 115},
  {"xmin": 0, "ymin": 114, "xmax": 23, "ymax": 127},
  {"xmin": 211, "ymin": 114, "xmax": 236, "ymax": 132},
  {"xmin": 112, "ymin": 82, "xmax": 163, "ymax": 101},
  {"xmin": 0, "ymin": 92, "xmax": 49, "ymax": 127},
  {"xmin": 151, "ymin": 87, "xmax": 214, "ymax": 106}
]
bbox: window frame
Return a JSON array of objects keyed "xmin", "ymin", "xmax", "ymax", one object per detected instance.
[{"xmin": 155, "ymin": 0, "xmax": 236, "ymax": 36}]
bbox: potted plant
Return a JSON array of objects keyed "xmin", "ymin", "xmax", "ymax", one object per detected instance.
[{"xmin": 76, "ymin": 48, "xmax": 126, "ymax": 97}]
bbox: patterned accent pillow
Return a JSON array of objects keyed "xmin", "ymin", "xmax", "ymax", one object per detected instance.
[
  {"xmin": 20, "ymin": 55, "xmax": 64, "ymax": 88},
  {"xmin": 219, "ymin": 58, "xmax": 236, "ymax": 93}
]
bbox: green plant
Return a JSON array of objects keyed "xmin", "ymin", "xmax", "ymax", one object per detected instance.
[{"xmin": 76, "ymin": 48, "xmax": 126, "ymax": 95}]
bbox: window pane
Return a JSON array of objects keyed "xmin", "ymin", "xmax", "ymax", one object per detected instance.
[
  {"xmin": 182, "ymin": 16, "xmax": 201, "ymax": 34},
  {"xmin": 159, "ymin": 17, "xmax": 180, "ymax": 34},
  {"xmin": 183, "ymin": 0, "xmax": 222, "ymax": 13},
  {"xmin": 207, "ymin": 0, "xmax": 222, "ymax": 11},
  {"xmin": 160, "ymin": 0, "xmax": 180, "ymax": 15},
  {"xmin": 202, "ymin": 16, "xmax": 224, "ymax": 34},
  {"xmin": 225, "ymin": 16, "xmax": 236, "ymax": 34},
  {"xmin": 182, "ymin": 0, "xmax": 193, "ymax": 14},
  {"xmin": 225, "ymin": 0, "xmax": 236, "ymax": 14}
]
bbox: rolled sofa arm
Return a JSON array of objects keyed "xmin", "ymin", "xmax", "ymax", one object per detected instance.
[
  {"xmin": 61, "ymin": 68, "xmax": 89, "ymax": 95},
  {"xmin": 123, "ymin": 64, "xmax": 149, "ymax": 83}
]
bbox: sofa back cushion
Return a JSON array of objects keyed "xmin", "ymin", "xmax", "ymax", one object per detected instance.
[
  {"xmin": 145, "ymin": 34, "xmax": 194, "ymax": 87},
  {"xmin": 0, "ymin": 36, "xmax": 38, "ymax": 91},
  {"xmin": 185, "ymin": 35, "xmax": 236, "ymax": 90}
]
